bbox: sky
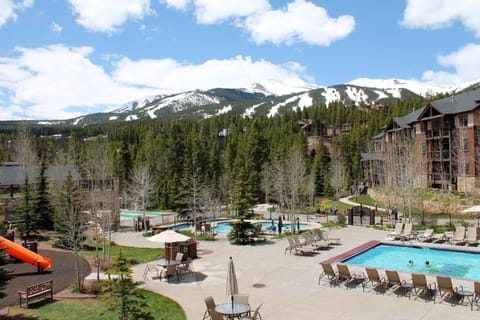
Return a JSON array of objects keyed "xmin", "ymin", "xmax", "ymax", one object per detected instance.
[{"xmin": 1, "ymin": 0, "xmax": 480, "ymax": 120}]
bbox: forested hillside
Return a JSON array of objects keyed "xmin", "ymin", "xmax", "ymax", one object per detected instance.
[{"xmin": 0, "ymin": 97, "xmax": 424, "ymax": 214}]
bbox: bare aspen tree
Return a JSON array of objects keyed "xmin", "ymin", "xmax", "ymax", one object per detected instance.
[
  {"xmin": 127, "ymin": 163, "xmax": 156, "ymax": 232},
  {"xmin": 83, "ymin": 139, "xmax": 116, "ymax": 277},
  {"xmin": 182, "ymin": 165, "xmax": 203, "ymax": 236},
  {"xmin": 331, "ymin": 155, "xmax": 345, "ymax": 195},
  {"xmin": 13, "ymin": 122, "xmax": 37, "ymax": 181}
]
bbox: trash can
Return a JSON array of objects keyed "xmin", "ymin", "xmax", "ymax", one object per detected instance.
[{"xmin": 186, "ymin": 238, "xmax": 197, "ymax": 259}]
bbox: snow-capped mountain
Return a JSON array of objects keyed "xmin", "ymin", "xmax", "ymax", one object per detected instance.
[
  {"xmin": 13, "ymin": 78, "xmax": 480, "ymax": 127},
  {"xmin": 347, "ymin": 78, "xmax": 478, "ymax": 98}
]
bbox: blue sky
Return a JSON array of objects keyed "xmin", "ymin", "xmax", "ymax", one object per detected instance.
[{"xmin": 1, "ymin": 0, "xmax": 479, "ymax": 120}]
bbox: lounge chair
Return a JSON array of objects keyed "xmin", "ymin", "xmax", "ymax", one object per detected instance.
[
  {"xmin": 385, "ymin": 269, "xmax": 411, "ymax": 297},
  {"xmin": 464, "ymin": 227, "xmax": 478, "ymax": 246},
  {"xmin": 450, "ymin": 226, "xmax": 466, "ymax": 245},
  {"xmin": 313, "ymin": 228, "xmax": 341, "ymax": 245},
  {"xmin": 474, "ymin": 281, "xmax": 480, "ymax": 307},
  {"xmin": 292, "ymin": 235, "xmax": 322, "ymax": 251},
  {"xmin": 304, "ymin": 233, "xmax": 331, "ymax": 250},
  {"xmin": 284, "ymin": 237, "xmax": 296, "ymax": 254},
  {"xmin": 203, "ymin": 296, "xmax": 216, "ymax": 320},
  {"xmin": 436, "ymin": 275, "xmax": 458, "ymax": 301},
  {"xmin": 241, "ymin": 304, "xmax": 263, "ymax": 320},
  {"xmin": 365, "ymin": 267, "xmax": 387, "ymax": 293},
  {"xmin": 398, "ymin": 223, "xmax": 413, "ymax": 240},
  {"xmin": 417, "ymin": 229, "xmax": 434, "ymax": 242},
  {"xmin": 336, "ymin": 263, "xmax": 363, "ymax": 289},
  {"xmin": 318, "ymin": 262, "xmax": 339, "ymax": 286},
  {"xmin": 411, "ymin": 273, "xmax": 436, "ymax": 302},
  {"xmin": 389, "ymin": 222, "xmax": 404, "ymax": 239},
  {"xmin": 289, "ymin": 236, "xmax": 317, "ymax": 255}
]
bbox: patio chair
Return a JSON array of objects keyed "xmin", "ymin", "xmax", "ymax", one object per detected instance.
[
  {"xmin": 417, "ymin": 229, "xmax": 434, "ymax": 242},
  {"xmin": 203, "ymin": 296, "xmax": 216, "ymax": 320},
  {"xmin": 450, "ymin": 226, "xmax": 466, "ymax": 245},
  {"xmin": 411, "ymin": 273, "xmax": 436, "ymax": 302},
  {"xmin": 241, "ymin": 304, "xmax": 263, "ymax": 320},
  {"xmin": 389, "ymin": 222, "xmax": 404, "ymax": 239},
  {"xmin": 464, "ymin": 227, "xmax": 478, "ymax": 246},
  {"xmin": 233, "ymin": 293, "xmax": 249, "ymax": 305},
  {"xmin": 436, "ymin": 275, "xmax": 458, "ymax": 301},
  {"xmin": 364, "ymin": 267, "xmax": 387, "ymax": 293},
  {"xmin": 291, "ymin": 236, "xmax": 319, "ymax": 255},
  {"xmin": 143, "ymin": 263, "xmax": 161, "ymax": 280},
  {"xmin": 179, "ymin": 257, "xmax": 193, "ymax": 274},
  {"xmin": 318, "ymin": 262, "xmax": 339, "ymax": 286},
  {"xmin": 162, "ymin": 264, "xmax": 180, "ymax": 283},
  {"xmin": 208, "ymin": 309, "xmax": 225, "ymax": 320},
  {"xmin": 175, "ymin": 252, "xmax": 185, "ymax": 262}
]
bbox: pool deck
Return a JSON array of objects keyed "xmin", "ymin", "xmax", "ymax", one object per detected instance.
[{"xmin": 108, "ymin": 226, "xmax": 480, "ymax": 320}]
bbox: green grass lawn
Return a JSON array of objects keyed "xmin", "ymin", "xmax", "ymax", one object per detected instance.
[
  {"xmin": 6, "ymin": 289, "xmax": 186, "ymax": 320},
  {"xmin": 81, "ymin": 241, "xmax": 164, "ymax": 265}
]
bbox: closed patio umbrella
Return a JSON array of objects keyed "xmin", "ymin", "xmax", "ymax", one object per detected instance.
[
  {"xmin": 148, "ymin": 230, "xmax": 191, "ymax": 260},
  {"xmin": 226, "ymin": 256, "xmax": 239, "ymax": 309}
]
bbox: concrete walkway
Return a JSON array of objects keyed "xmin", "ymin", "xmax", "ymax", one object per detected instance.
[{"xmin": 108, "ymin": 227, "xmax": 479, "ymax": 320}]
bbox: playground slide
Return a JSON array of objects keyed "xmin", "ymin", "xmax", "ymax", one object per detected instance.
[{"xmin": 0, "ymin": 236, "xmax": 51, "ymax": 269}]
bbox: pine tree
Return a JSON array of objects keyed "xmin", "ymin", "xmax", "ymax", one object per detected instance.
[
  {"xmin": 102, "ymin": 250, "xmax": 154, "ymax": 320},
  {"xmin": 16, "ymin": 177, "xmax": 35, "ymax": 240},
  {"xmin": 33, "ymin": 161, "xmax": 53, "ymax": 230}
]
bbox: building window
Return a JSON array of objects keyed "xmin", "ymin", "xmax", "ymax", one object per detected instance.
[
  {"xmin": 420, "ymin": 122, "xmax": 427, "ymax": 133},
  {"xmin": 459, "ymin": 115, "xmax": 468, "ymax": 127},
  {"xmin": 461, "ymin": 138, "xmax": 469, "ymax": 152}
]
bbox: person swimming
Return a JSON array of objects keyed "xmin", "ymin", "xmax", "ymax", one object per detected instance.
[
  {"xmin": 408, "ymin": 259, "xmax": 414, "ymax": 266},
  {"xmin": 425, "ymin": 260, "xmax": 430, "ymax": 267}
]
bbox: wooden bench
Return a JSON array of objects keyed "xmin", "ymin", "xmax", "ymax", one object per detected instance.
[{"xmin": 18, "ymin": 279, "xmax": 53, "ymax": 307}]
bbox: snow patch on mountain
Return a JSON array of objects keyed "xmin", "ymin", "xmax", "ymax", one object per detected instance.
[
  {"xmin": 292, "ymin": 93, "xmax": 313, "ymax": 112},
  {"xmin": 243, "ymin": 102, "xmax": 267, "ymax": 118},
  {"xmin": 246, "ymin": 78, "xmax": 319, "ymax": 96},
  {"xmin": 217, "ymin": 105, "xmax": 232, "ymax": 115},
  {"xmin": 346, "ymin": 78, "xmax": 474, "ymax": 97},
  {"xmin": 322, "ymin": 88, "xmax": 341, "ymax": 105},
  {"xmin": 345, "ymin": 86, "xmax": 369, "ymax": 105},
  {"xmin": 144, "ymin": 91, "xmax": 221, "ymax": 119}
]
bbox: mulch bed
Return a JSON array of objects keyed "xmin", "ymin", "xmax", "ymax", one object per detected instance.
[{"xmin": 0, "ymin": 247, "xmax": 91, "ymax": 308}]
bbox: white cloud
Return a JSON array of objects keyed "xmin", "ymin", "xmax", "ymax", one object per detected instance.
[
  {"xmin": 0, "ymin": 45, "xmax": 312, "ymax": 120},
  {"xmin": 0, "ymin": 0, "xmax": 34, "ymax": 29},
  {"xmin": 0, "ymin": 45, "xmax": 158, "ymax": 120},
  {"xmin": 244, "ymin": 0, "xmax": 355, "ymax": 46},
  {"xmin": 193, "ymin": 0, "xmax": 270, "ymax": 24},
  {"xmin": 422, "ymin": 43, "xmax": 480, "ymax": 84},
  {"xmin": 68, "ymin": 0, "xmax": 152, "ymax": 33},
  {"xmin": 161, "ymin": 0, "xmax": 190, "ymax": 10},
  {"xmin": 402, "ymin": 0, "xmax": 480, "ymax": 37},
  {"xmin": 112, "ymin": 55, "xmax": 308, "ymax": 93},
  {"xmin": 50, "ymin": 21, "xmax": 62, "ymax": 33}
]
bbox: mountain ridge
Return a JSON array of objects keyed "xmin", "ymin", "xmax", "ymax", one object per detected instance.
[{"xmin": 4, "ymin": 78, "xmax": 479, "ymax": 127}]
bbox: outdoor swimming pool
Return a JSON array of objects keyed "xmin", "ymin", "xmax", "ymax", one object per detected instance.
[
  {"xmin": 345, "ymin": 244, "xmax": 480, "ymax": 280},
  {"xmin": 170, "ymin": 221, "xmax": 310, "ymax": 233},
  {"xmin": 214, "ymin": 221, "xmax": 310, "ymax": 233}
]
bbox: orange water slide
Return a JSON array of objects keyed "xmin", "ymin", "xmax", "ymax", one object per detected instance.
[{"xmin": 0, "ymin": 236, "xmax": 51, "ymax": 269}]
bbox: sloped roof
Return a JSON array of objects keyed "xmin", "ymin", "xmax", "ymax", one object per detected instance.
[
  {"xmin": 360, "ymin": 152, "xmax": 383, "ymax": 161},
  {"xmin": 430, "ymin": 88, "xmax": 480, "ymax": 114},
  {"xmin": 0, "ymin": 164, "xmax": 82, "ymax": 186}
]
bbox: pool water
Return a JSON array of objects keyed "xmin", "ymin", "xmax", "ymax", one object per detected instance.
[
  {"xmin": 214, "ymin": 221, "xmax": 309, "ymax": 233},
  {"xmin": 345, "ymin": 244, "xmax": 480, "ymax": 280}
]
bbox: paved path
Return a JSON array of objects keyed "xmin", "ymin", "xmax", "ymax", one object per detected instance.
[{"xmin": 109, "ymin": 226, "xmax": 479, "ymax": 320}]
